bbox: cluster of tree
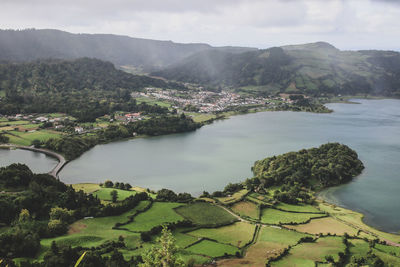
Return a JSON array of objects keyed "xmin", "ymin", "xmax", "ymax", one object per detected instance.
[
  {"xmin": 127, "ymin": 114, "xmax": 201, "ymax": 136},
  {"xmin": 0, "ymin": 164, "xmax": 149, "ymax": 259},
  {"xmin": 204, "ymin": 182, "xmax": 244, "ymax": 198},
  {"xmin": 0, "ymin": 133, "xmax": 9, "ymax": 143},
  {"xmin": 43, "ymin": 115, "xmax": 201, "ymax": 160},
  {"xmin": 0, "ymin": 58, "xmax": 177, "ymax": 121},
  {"xmin": 348, "ymin": 251, "xmax": 384, "ymax": 267},
  {"xmin": 247, "ymin": 143, "xmax": 364, "ymax": 203},
  {"xmin": 155, "ymin": 189, "xmax": 193, "ymax": 203},
  {"xmin": 102, "ymin": 180, "xmax": 132, "ymax": 191}
]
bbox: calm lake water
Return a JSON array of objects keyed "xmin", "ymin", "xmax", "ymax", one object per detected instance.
[
  {"xmin": 0, "ymin": 148, "xmax": 58, "ymax": 173},
  {"xmin": 1, "ymin": 99, "xmax": 399, "ymax": 232}
]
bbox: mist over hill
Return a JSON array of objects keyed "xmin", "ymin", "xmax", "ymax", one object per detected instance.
[
  {"xmin": 0, "ymin": 29, "xmax": 399, "ymax": 97},
  {"xmin": 154, "ymin": 42, "xmax": 400, "ymax": 97},
  {"xmin": 0, "ymin": 29, "xmax": 255, "ymax": 70}
]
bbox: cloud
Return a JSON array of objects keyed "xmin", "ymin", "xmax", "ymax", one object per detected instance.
[{"xmin": 0, "ymin": 0, "xmax": 399, "ymax": 50}]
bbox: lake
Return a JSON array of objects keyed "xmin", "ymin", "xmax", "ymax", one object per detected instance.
[{"xmin": 1, "ymin": 99, "xmax": 399, "ymax": 233}]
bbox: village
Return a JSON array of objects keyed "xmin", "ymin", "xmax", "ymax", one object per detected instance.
[{"xmin": 133, "ymin": 87, "xmax": 295, "ymax": 113}]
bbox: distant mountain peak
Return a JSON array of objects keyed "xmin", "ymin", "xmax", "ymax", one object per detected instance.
[{"xmin": 281, "ymin": 41, "xmax": 339, "ymax": 52}]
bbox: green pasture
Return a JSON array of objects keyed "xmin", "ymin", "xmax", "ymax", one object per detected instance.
[
  {"xmin": 185, "ymin": 239, "xmax": 239, "ymax": 258},
  {"xmin": 123, "ymin": 202, "xmax": 184, "ymax": 232},
  {"xmin": 187, "ymin": 222, "xmax": 256, "ymax": 248},
  {"xmin": 92, "ymin": 187, "xmax": 137, "ymax": 202},
  {"xmin": 231, "ymin": 201, "xmax": 259, "ymax": 219},
  {"xmin": 174, "ymin": 202, "xmax": 237, "ymax": 226},
  {"xmin": 272, "ymin": 236, "xmax": 346, "ymax": 266},
  {"xmin": 261, "ymin": 208, "xmax": 326, "ymax": 224},
  {"xmin": 275, "ymin": 202, "xmax": 322, "ymax": 213},
  {"xmin": 258, "ymin": 226, "xmax": 311, "ymax": 247}
]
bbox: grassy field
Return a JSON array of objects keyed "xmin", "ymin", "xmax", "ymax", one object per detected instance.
[
  {"xmin": 5, "ymin": 130, "xmax": 62, "ymax": 146},
  {"xmin": 372, "ymin": 248, "xmax": 400, "ymax": 266},
  {"xmin": 272, "ymin": 236, "xmax": 346, "ymax": 266},
  {"xmin": 318, "ymin": 202, "xmax": 400, "ymax": 243},
  {"xmin": 261, "ymin": 208, "xmax": 326, "ymax": 225},
  {"xmin": 172, "ymin": 231, "xmax": 199, "ymax": 249},
  {"xmin": 123, "ymin": 202, "xmax": 185, "ymax": 232},
  {"xmin": 231, "ymin": 201, "xmax": 259, "ymax": 219},
  {"xmin": 375, "ymin": 243, "xmax": 400, "ymax": 256},
  {"xmin": 284, "ymin": 217, "xmax": 358, "ymax": 236},
  {"xmin": 348, "ymin": 238, "xmax": 369, "ymax": 256},
  {"xmin": 258, "ymin": 226, "xmax": 311, "ymax": 246},
  {"xmin": 135, "ymin": 96, "xmax": 172, "ymax": 108},
  {"xmin": 174, "ymin": 202, "xmax": 237, "ymax": 226},
  {"xmin": 187, "ymin": 222, "xmax": 256, "ymax": 248},
  {"xmin": 217, "ymin": 189, "xmax": 249, "ymax": 204},
  {"xmin": 0, "ymin": 120, "xmax": 31, "ymax": 126},
  {"xmin": 275, "ymin": 203, "xmax": 322, "ymax": 213},
  {"xmin": 92, "ymin": 188, "xmax": 137, "ymax": 202},
  {"xmin": 71, "ymin": 183, "xmax": 101, "ymax": 194},
  {"xmin": 185, "ymin": 239, "xmax": 239, "ymax": 258},
  {"xmin": 190, "ymin": 113, "xmax": 216, "ymax": 123}
]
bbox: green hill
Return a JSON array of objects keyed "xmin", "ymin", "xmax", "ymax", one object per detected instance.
[
  {"xmin": 153, "ymin": 42, "xmax": 400, "ymax": 97},
  {"xmin": 0, "ymin": 58, "xmax": 179, "ymax": 121}
]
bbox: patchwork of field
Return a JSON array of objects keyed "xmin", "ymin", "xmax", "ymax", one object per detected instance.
[
  {"xmin": 187, "ymin": 222, "xmax": 256, "ymax": 248},
  {"xmin": 174, "ymin": 202, "xmax": 237, "ymax": 226},
  {"xmin": 231, "ymin": 201, "xmax": 259, "ymax": 219},
  {"xmin": 271, "ymin": 236, "xmax": 346, "ymax": 266},
  {"xmin": 284, "ymin": 217, "xmax": 358, "ymax": 236},
  {"xmin": 261, "ymin": 208, "xmax": 326, "ymax": 224},
  {"xmin": 123, "ymin": 202, "xmax": 184, "ymax": 232},
  {"xmin": 186, "ymin": 239, "xmax": 239, "ymax": 257},
  {"xmin": 92, "ymin": 187, "xmax": 137, "ymax": 202}
]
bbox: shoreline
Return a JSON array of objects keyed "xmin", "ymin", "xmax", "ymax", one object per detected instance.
[
  {"xmin": 2, "ymin": 98, "xmax": 399, "ymax": 244},
  {"xmin": 0, "ymin": 144, "xmax": 67, "ymax": 178}
]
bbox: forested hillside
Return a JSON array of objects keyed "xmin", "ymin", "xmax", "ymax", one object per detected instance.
[
  {"xmin": 154, "ymin": 42, "xmax": 400, "ymax": 97},
  {"xmin": 0, "ymin": 58, "xmax": 179, "ymax": 121},
  {"xmin": 0, "ymin": 29, "xmax": 255, "ymax": 70}
]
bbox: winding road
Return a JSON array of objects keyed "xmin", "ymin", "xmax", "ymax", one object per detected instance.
[{"xmin": 0, "ymin": 144, "xmax": 67, "ymax": 178}]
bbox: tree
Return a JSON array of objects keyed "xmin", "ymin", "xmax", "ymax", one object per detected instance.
[
  {"xmin": 0, "ymin": 133, "xmax": 9, "ymax": 144},
  {"xmin": 18, "ymin": 209, "xmax": 30, "ymax": 223},
  {"xmin": 104, "ymin": 180, "xmax": 114, "ymax": 188},
  {"xmin": 111, "ymin": 190, "xmax": 118, "ymax": 203},
  {"xmin": 31, "ymin": 139, "xmax": 42, "ymax": 148},
  {"xmin": 140, "ymin": 226, "xmax": 185, "ymax": 267}
]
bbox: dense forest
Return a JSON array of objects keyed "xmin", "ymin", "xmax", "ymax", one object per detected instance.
[
  {"xmin": 247, "ymin": 143, "xmax": 364, "ymax": 203},
  {"xmin": 0, "ymin": 58, "xmax": 182, "ymax": 121},
  {"xmin": 154, "ymin": 43, "xmax": 400, "ymax": 97},
  {"xmin": 44, "ymin": 114, "xmax": 201, "ymax": 160}
]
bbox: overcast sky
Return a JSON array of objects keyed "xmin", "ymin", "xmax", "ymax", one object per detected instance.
[{"xmin": 1, "ymin": 0, "xmax": 399, "ymax": 51}]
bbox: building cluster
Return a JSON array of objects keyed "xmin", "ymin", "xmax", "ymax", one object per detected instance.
[{"xmin": 135, "ymin": 88, "xmax": 270, "ymax": 113}]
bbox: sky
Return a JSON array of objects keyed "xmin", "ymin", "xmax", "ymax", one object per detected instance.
[{"xmin": 1, "ymin": 0, "xmax": 399, "ymax": 51}]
